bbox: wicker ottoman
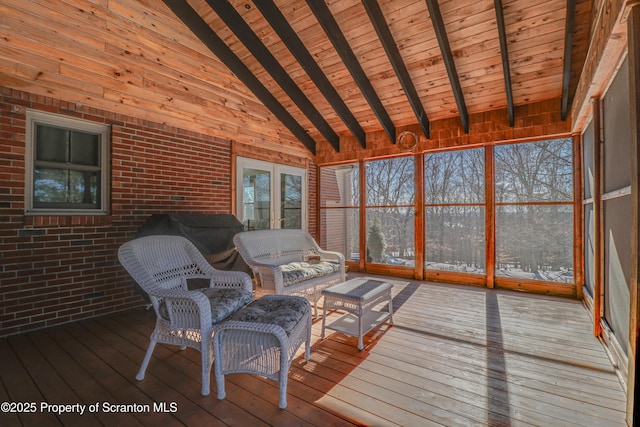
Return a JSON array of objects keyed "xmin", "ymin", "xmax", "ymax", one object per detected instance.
[{"xmin": 213, "ymin": 294, "xmax": 312, "ymax": 409}]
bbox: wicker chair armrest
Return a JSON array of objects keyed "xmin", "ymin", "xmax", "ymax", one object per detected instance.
[
  {"xmin": 209, "ymin": 270, "xmax": 253, "ymax": 292},
  {"xmin": 155, "ymin": 289, "xmax": 212, "ymax": 330},
  {"xmin": 313, "ymin": 249, "xmax": 345, "ymax": 263},
  {"xmin": 244, "ymin": 260, "xmax": 283, "ymax": 271},
  {"xmin": 251, "ymin": 265, "xmax": 285, "ymax": 293},
  {"xmin": 318, "ymin": 250, "xmax": 345, "ymax": 280},
  {"xmin": 304, "ymin": 237, "xmax": 344, "ymax": 261}
]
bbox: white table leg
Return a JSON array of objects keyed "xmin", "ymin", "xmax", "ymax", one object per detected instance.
[
  {"xmin": 357, "ymin": 306, "xmax": 364, "ymax": 350},
  {"xmin": 321, "ymin": 299, "xmax": 328, "ymax": 339},
  {"xmin": 388, "ymin": 289, "xmax": 394, "ymax": 325}
]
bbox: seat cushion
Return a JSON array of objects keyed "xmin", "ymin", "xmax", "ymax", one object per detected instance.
[
  {"xmin": 229, "ymin": 296, "xmax": 309, "ymax": 335},
  {"xmin": 159, "ymin": 287, "xmax": 253, "ymax": 324},
  {"xmin": 279, "ymin": 260, "xmax": 341, "ymax": 287}
]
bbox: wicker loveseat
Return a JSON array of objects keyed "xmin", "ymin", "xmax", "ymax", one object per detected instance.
[{"xmin": 233, "ymin": 229, "xmax": 346, "ymax": 317}]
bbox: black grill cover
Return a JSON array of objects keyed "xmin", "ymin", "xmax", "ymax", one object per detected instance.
[{"xmin": 136, "ymin": 214, "xmax": 251, "ymax": 275}]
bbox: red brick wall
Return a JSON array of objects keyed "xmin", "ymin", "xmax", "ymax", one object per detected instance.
[{"xmin": 0, "ymin": 88, "xmax": 239, "ymax": 336}]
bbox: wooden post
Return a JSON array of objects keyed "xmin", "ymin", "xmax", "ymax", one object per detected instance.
[
  {"xmin": 626, "ymin": 2, "xmax": 640, "ymax": 424},
  {"xmin": 359, "ymin": 159, "xmax": 367, "ymax": 272},
  {"xmin": 485, "ymin": 145, "xmax": 496, "ymax": 288},
  {"xmin": 592, "ymin": 97, "xmax": 604, "ymax": 337},
  {"xmin": 414, "ymin": 153, "xmax": 425, "ymax": 280},
  {"xmin": 312, "ymin": 159, "xmax": 319, "ymax": 240},
  {"xmin": 231, "ymin": 140, "xmax": 237, "ymax": 217},
  {"xmin": 573, "ymin": 133, "xmax": 585, "ymax": 299}
]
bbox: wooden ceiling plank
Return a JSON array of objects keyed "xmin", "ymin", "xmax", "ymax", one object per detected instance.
[
  {"xmin": 424, "ymin": 0, "xmax": 470, "ymax": 133},
  {"xmin": 162, "ymin": 0, "xmax": 317, "ymax": 155},
  {"xmin": 306, "ymin": 0, "xmax": 396, "ymax": 144},
  {"xmin": 362, "ymin": 0, "xmax": 430, "ymax": 139},
  {"xmin": 1, "ymin": 1, "xmax": 299, "ymax": 148},
  {"xmin": 253, "ymin": 0, "xmax": 366, "ymax": 148},
  {"xmin": 2, "ymin": 0, "xmax": 587, "ymax": 153},
  {"xmin": 561, "ymin": 0, "xmax": 576, "ymax": 121},
  {"xmin": 206, "ymin": 0, "xmax": 339, "ymax": 152},
  {"xmin": 494, "ymin": 0, "xmax": 515, "ymax": 127}
]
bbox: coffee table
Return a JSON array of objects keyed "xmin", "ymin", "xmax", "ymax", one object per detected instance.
[{"xmin": 321, "ymin": 277, "xmax": 394, "ymax": 350}]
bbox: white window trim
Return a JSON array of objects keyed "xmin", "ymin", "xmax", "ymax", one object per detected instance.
[{"xmin": 25, "ymin": 109, "xmax": 110, "ymax": 215}]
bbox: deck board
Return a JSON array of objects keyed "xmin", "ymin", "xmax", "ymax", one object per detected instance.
[
  {"xmin": 0, "ymin": 275, "xmax": 627, "ymax": 426},
  {"xmin": 0, "ymin": 338, "xmax": 61, "ymax": 426}
]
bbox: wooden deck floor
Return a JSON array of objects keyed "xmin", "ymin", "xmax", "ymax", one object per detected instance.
[{"xmin": 0, "ymin": 275, "xmax": 627, "ymax": 426}]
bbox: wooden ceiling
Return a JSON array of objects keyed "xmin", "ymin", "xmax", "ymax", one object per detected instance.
[{"xmin": 0, "ymin": 0, "xmax": 592, "ymax": 157}]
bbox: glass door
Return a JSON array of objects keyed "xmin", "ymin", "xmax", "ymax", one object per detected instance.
[
  {"xmin": 278, "ymin": 168, "xmax": 303, "ymax": 229},
  {"xmin": 240, "ymin": 163, "xmax": 271, "ymax": 230},
  {"xmin": 237, "ymin": 157, "xmax": 307, "ymax": 230}
]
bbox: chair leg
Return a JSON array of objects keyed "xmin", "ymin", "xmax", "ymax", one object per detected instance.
[
  {"xmin": 136, "ymin": 340, "xmax": 156, "ymax": 380},
  {"xmin": 309, "ymin": 288, "xmax": 321, "ymax": 319},
  {"xmin": 214, "ymin": 335, "xmax": 226, "ymax": 401},
  {"xmin": 216, "ymin": 372, "xmax": 226, "ymax": 401},
  {"xmin": 278, "ymin": 364, "xmax": 289, "ymax": 409},
  {"xmin": 305, "ymin": 317, "xmax": 312, "ymax": 360},
  {"xmin": 313, "ymin": 293, "xmax": 318, "ymax": 319},
  {"xmin": 200, "ymin": 334, "xmax": 213, "ymax": 396},
  {"xmin": 200, "ymin": 371, "xmax": 211, "ymax": 395}
]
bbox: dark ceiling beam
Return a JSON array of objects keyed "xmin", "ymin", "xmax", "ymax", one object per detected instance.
[
  {"xmin": 207, "ymin": 0, "xmax": 340, "ymax": 152},
  {"xmin": 494, "ymin": 0, "xmax": 515, "ymax": 127},
  {"xmin": 424, "ymin": 0, "xmax": 469, "ymax": 133},
  {"xmin": 252, "ymin": 0, "xmax": 366, "ymax": 148},
  {"xmin": 561, "ymin": 0, "xmax": 576, "ymax": 121},
  {"xmin": 362, "ymin": 0, "xmax": 430, "ymax": 139},
  {"xmin": 306, "ymin": 0, "xmax": 396, "ymax": 144},
  {"xmin": 162, "ymin": 0, "xmax": 317, "ymax": 154}
]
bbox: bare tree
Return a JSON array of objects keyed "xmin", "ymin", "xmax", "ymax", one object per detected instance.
[
  {"xmin": 366, "ymin": 156, "xmax": 415, "ymax": 262},
  {"xmin": 495, "ymin": 139, "xmax": 573, "ymax": 278},
  {"xmin": 425, "ymin": 148, "xmax": 485, "ymax": 270}
]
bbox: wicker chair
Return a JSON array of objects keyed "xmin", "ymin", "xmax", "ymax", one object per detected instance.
[{"xmin": 118, "ymin": 235, "xmax": 253, "ymax": 396}]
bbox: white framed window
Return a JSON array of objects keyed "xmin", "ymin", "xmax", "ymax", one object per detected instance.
[{"xmin": 25, "ymin": 109, "xmax": 110, "ymax": 215}]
